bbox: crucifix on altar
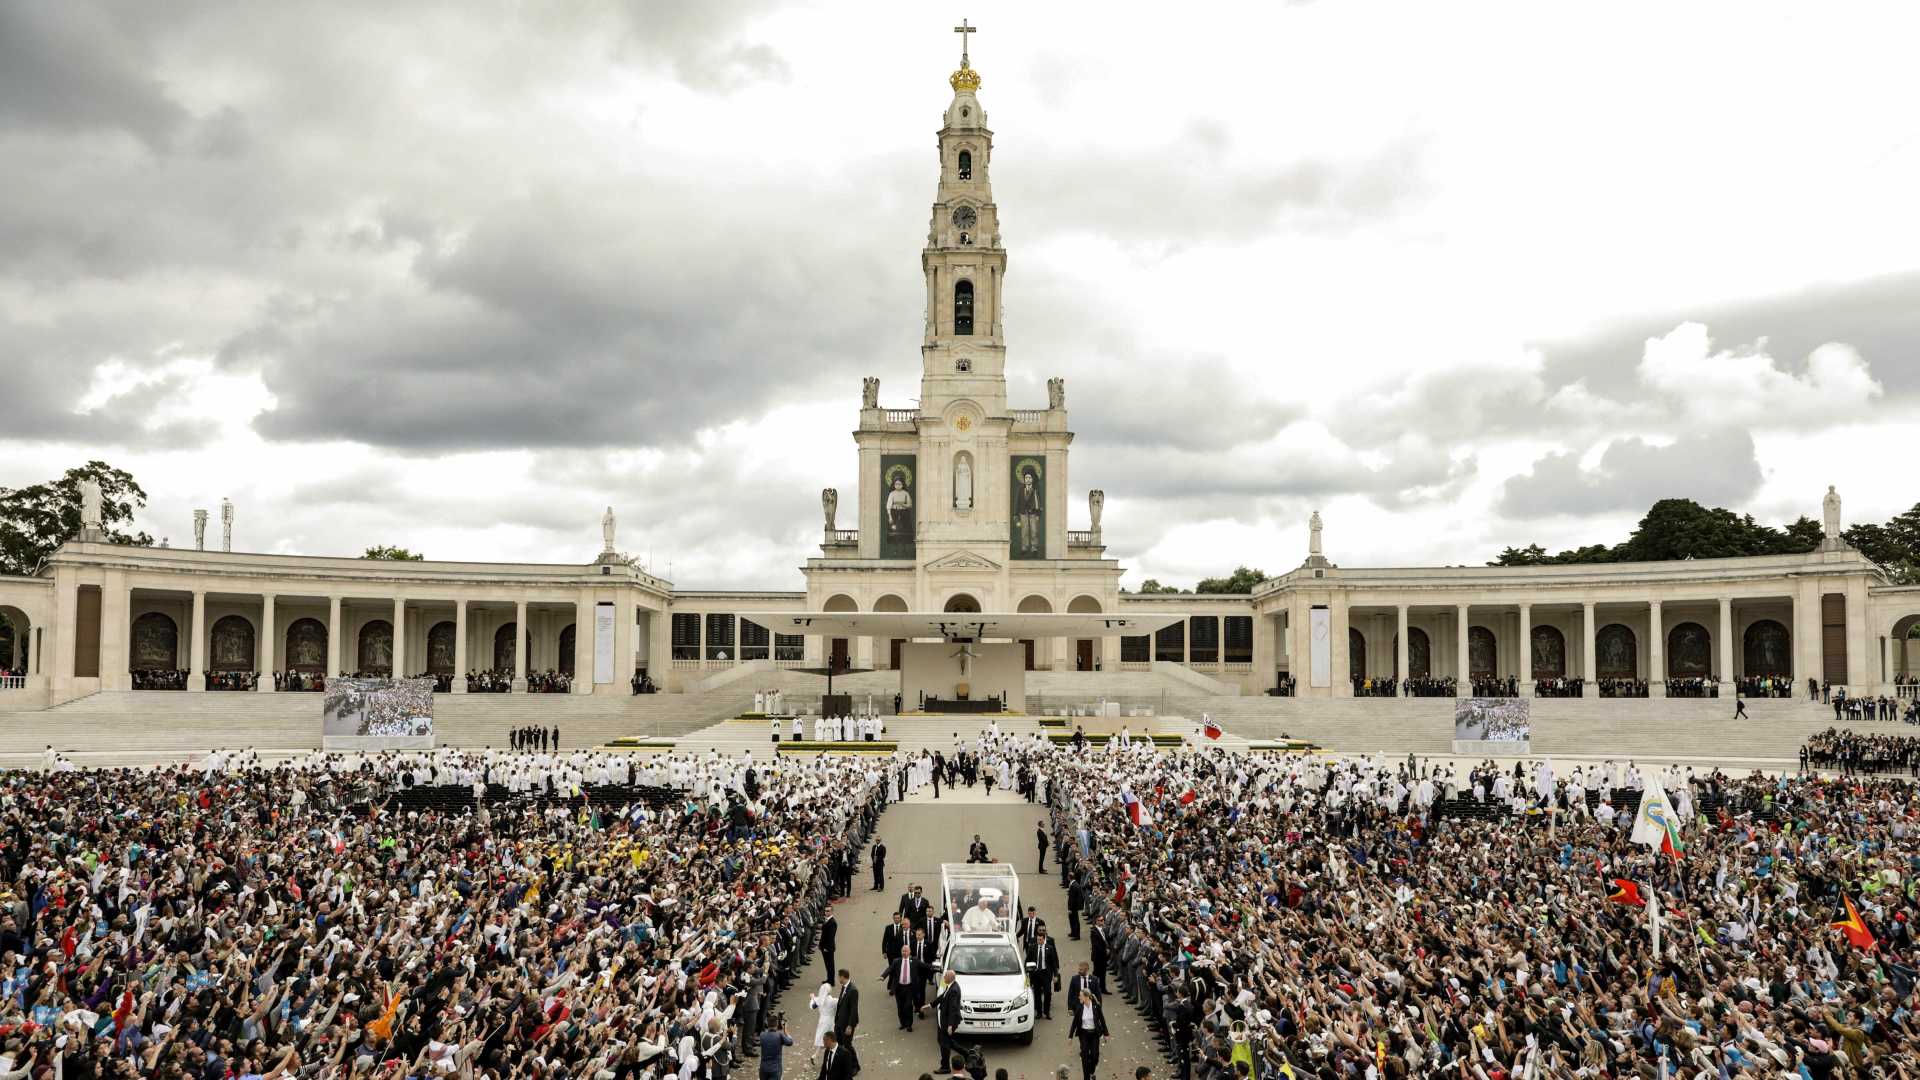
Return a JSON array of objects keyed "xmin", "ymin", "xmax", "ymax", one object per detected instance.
[{"xmin": 953, "ymin": 18, "xmax": 977, "ymax": 65}]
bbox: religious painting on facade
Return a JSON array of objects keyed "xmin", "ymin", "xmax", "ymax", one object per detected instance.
[
  {"xmin": 1596, "ymin": 624, "xmax": 1637, "ymax": 679},
  {"xmin": 1407, "ymin": 627, "xmax": 1431, "ymax": 677},
  {"xmin": 1010, "ymin": 456, "xmax": 1046, "ymax": 560},
  {"xmin": 879, "ymin": 454, "xmax": 917, "ymax": 560},
  {"xmin": 1530, "ymin": 625, "xmax": 1566, "ymax": 679},
  {"xmin": 358, "ymin": 619, "xmax": 393, "ymax": 675},
  {"xmin": 427, "ymin": 621, "xmax": 456, "ymax": 675},
  {"xmin": 1743, "ymin": 619, "xmax": 1791, "ymax": 676},
  {"xmin": 493, "ymin": 623, "xmax": 517, "ymax": 672},
  {"xmin": 1667, "ymin": 622, "xmax": 1711, "ymax": 677},
  {"xmin": 210, "ymin": 615, "xmax": 255, "ymax": 671},
  {"xmin": 285, "ymin": 618, "xmax": 326, "ymax": 673},
  {"xmin": 132, "ymin": 612, "xmax": 179, "ymax": 670},
  {"xmin": 1468, "ymin": 626, "xmax": 1497, "ymax": 678}
]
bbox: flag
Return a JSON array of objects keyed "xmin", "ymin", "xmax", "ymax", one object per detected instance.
[
  {"xmin": 111, "ymin": 989, "xmax": 133, "ymax": 1035},
  {"xmin": 1830, "ymin": 895, "xmax": 1876, "ymax": 951},
  {"xmin": 1608, "ymin": 879, "xmax": 1646, "ymax": 908},
  {"xmin": 1119, "ymin": 788, "xmax": 1153, "ymax": 827},
  {"xmin": 1630, "ymin": 777, "xmax": 1685, "ymax": 860},
  {"xmin": 1202, "ymin": 716, "xmax": 1222, "ymax": 740},
  {"xmin": 1178, "ymin": 788, "xmax": 1199, "ymax": 806}
]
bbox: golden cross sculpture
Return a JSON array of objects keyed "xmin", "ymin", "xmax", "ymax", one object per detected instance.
[{"xmin": 953, "ymin": 19, "xmax": 977, "ymax": 66}]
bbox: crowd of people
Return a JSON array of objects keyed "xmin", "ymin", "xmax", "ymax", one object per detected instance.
[
  {"xmin": 465, "ymin": 670, "xmax": 513, "ymax": 693},
  {"xmin": 1041, "ymin": 741, "xmax": 1920, "ymax": 1079},
  {"xmin": 1598, "ymin": 677, "xmax": 1651, "ymax": 698},
  {"xmin": 1270, "ymin": 673, "xmax": 1296, "ymax": 697},
  {"xmin": 1401, "ymin": 676, "xmax": 1456, "ymax": 698},
  {"xmin": 1831, "ymin": 690, "xmax": 1919, "ymax": 724},
  {"xmin": 526, "ymin": 670, "xmax": 573, "ymax": 694},
  {"xmin": 272, "ymin": 670, "xmax": 325, "ymax": 692},
  {"xmin": 1802, "ymin": 727, "xmax": 1920, "ymax": 775},
  {"xmin": 1351, "ymin": 676, "xmax": 1398, "ymax": 698},
  {"xmin": 1533, "ymin": 676, "xmax": 1585, "ymax": 698},
  {"xmin": 632, "ymin": 669, "xmax": 659, "ymax": 694},
  {"xmin": 129, "ymin": 668, "xmax": 190, "ymax": 690},
  {"xmin": 205, "ymin": 670, "xmax": 260, "ymax": 691},
  {"xmin": 1466, "ymin": 675, "xmax": 1520, "ymax": 698},
  {"xmin": 509, "ymin": 724, "xmax": 562, "ymax": 751},
  {"xmin": 1665, "ymin": 676, "xmax": 1719, "ymax": 698},
  {"xmin": 0, "ymin": 745, "xmax": 896, "ymax": 1080},
  {"xmin": 1738, "ymin": 674, "xmax": 1796, "ymax": 698}
]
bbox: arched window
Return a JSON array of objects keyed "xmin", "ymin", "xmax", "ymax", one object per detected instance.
[
  {"xmin": 953, "ymin": 280, "xmax": 974, "ymax": 335},
  {"xmin": 957, "ymin": 150, "xmax": 972, "ymax": 180}
]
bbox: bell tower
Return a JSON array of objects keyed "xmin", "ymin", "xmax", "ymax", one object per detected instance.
[{"xmin": 920, "ymin": 19, "xmax": 1008, "ymax": 418}]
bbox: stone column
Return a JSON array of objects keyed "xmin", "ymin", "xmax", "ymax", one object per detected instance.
[
  {"xmin": 613, "ymin": 594, "xmax": 632, "ymax": 689},
  {"xmin": 1648, "ymin": 599, "xmax": 1664, "ymax": 693},
  {"xmin": 648, "ymin": 609, "xmax": 672, "ymax": 686},
  {"xmin": 1793, "ymin": 580, "xmax": 1818, "ymax": 688},
  {"xmin": 1252, "ymin": 607, "xmax": 1277, "ymax": 685},
  {"xmin": 1396, "ymin": 605, "xmax": 1409, "ymax": 688},
  {"xmin": 698, "ymin": 613, "xmax": 708, "ymax": 670},
  {"xmin": 391, "ymin": 597, "xmax": 407, "ymax": 679},
  {"xmin": 326, "ymin": 596, "xmax": 342, "ymax": 677},
  {"xmin": 574, "ymin": 598, "xmax": 593, "ymax": 693},
  {"xmin": 1455, "ymin": 604, "xmax": 1469, "ymax": 687},
  {"xmin": 452, "ymin": 599, "xmax": 468, "ymax": 692},
  {"xmin": 1518, "ymin": 603, "xmax": 1532, "ymax": 688},
  {"xmin": 1331, "ymin": 594, "xmax": 1351, "ymax": 697},
  {"xmin": 189, "ymin": 590, "xmax": 207, "ymax": 691},
  {"xmin": 100, "ymin": 579, "xmax": 129, "ymax": 690},
  {"xmin": 1718, "ymin": 597, "xmax": 1733, "ymax": 685},
  {"xmin": 1847, "ymin": 576, "xmax": 1870, "ymax": 689},
  {"xmin": 1582, "ymin": 602, "xmax": 1597, "ymax": 697},
  {"xmin": 513, "ymin": 600, "xmax": 528, "ymax": 691},
  {"xmin": 259, "ymin": 594, "xmax": 276, "ymax": 690}
]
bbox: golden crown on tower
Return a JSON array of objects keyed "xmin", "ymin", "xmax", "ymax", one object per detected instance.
[{"xmin": 949, "ymin": 60, "xmax": 981, "ymax": 92}]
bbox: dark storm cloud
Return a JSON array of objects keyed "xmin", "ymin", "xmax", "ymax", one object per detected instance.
[
  {"xmin": 0, "ymin": 4, "xmax": 188, "ymax": 150},
  {"xmin": 1531, "ymin": 270, "xmax": 1920, "ymax": 400},
  {"xmin": 250, "ymin": 181, "xmax": 921, "ymax": 451},
  {"xmin": 0, "ymin": 323, "xmax": 225, "ymax": 450},
  {"xmin": 1061, "ymin": 353, "xmax": 1301, "ymax": 452},
  {"xmin": 1497, "ymin": 430, "xmax": 1763, "ymax": 518}
]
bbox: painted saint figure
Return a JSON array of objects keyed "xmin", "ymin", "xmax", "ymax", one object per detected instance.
[
  {"xmin": 1015, "ymin": 467, "xmax": 1042, "ymax": 556},
  {"xmin": 886, "ymin": 475, "xmax": 914, "ymax": 540}
]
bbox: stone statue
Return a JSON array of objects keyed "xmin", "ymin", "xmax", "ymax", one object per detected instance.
[
  {"xmin": 193, "ymin": 509, "xmax": 208, "ymax": 550},
  {"xmin": 1823, "ymin": 485, "xmax": 1842, "ymax": 539},
  {"xmin": 602, "ymin": 505, "xmax": 617, "ymax": 554},
  {"xmin": 861, "ymin": 377, "xmax": 879, "ymax": 409},
  {"xmin": 1309, "ymin": 510, "xmax": 1323, "ymax": 556},
  {"xmin": 1047, "ymin": 377, "xmax": 1065, "ymax": 410},
  {"xmin": 822, "ymin": 488, "xmax": 838, "ymax": 533},
  {"xmin": 78, "ymin": 479, "xmax": 103, "ymax": 536},
  {"xmin": 953, "ymin": 455, "xmax": 973, "ymax": 510},
  {"xmin": 220, "ymin": 497, "xmax": 234, "ymax": 552},
  {"xmin": 1089, "ymin": 489, "xmax": 1105, "ymax": 532}
]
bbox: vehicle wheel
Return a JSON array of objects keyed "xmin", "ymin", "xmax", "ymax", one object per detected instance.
[{"xmin": 1017, "ymin": 1027, "xmax": 1033, "ymax": 1046}]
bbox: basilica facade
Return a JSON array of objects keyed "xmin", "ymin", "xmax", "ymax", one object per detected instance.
[{"xmin": 2, "ymin": 50, "xmax": 1917, "ymax": 709}]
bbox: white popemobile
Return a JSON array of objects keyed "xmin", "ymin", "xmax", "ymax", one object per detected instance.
[{"xmin": 934, "ymin": 862, "xmax": 1036, "ymax": 1042}]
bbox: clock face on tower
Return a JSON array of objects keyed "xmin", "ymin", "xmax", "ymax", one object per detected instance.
[{"xmin": 950, "ymin": 205, "xmax": 978, "ymax": 231}]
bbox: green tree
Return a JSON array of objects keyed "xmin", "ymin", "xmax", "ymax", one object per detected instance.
[
  {"xmin": 1131, "ymin": 578, "xmax": 1186, "ymax": 594},
  {"xmin": 0, "ymin": 461, "xmax": 153, "ymax": 576},
  {"xmin": 1195, "ymin": 566, "xmax": 1270, "ymax": 593},
  {"xmin": 1489, "ymin": 544, "xmax": 1551, "ymax": 566},
  {"xmin": 362, "ymin": 545, "xmax": 425, "ymax": 561},
  {"xmin": 1845, "ymin": 501, "xmax": 1920, "ymax": 584}
]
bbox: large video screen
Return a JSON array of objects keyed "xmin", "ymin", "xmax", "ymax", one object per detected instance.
[
  {"xmin": 323, "ymin": 677, "xmax": 435, "ymax": 738},
  {"xmin": 1453, "ymin": 697, "xmax": 1531, "ymax": 743}
]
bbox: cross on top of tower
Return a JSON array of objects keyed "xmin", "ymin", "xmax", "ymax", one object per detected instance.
[{"xmin": 949, "ymin": 19, "xmax": 982, "ymax": 92}]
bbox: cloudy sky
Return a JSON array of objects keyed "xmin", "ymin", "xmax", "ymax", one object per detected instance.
[{"xmin": 5, "ymin": 1, "xmax": 1917, "ymax": 589}]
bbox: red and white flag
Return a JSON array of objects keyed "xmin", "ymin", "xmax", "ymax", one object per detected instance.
[
  {"xmin": 1202, "ymin": 716, "xmax": 1222, "ymax": 740},
  {"xmin": 1119, "ymin": 787, "xmax": 1153, "ymax": 827},
  {"xmin": 1178, "ymin": 788, "xmax": 1199, "ymax": 806}
]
